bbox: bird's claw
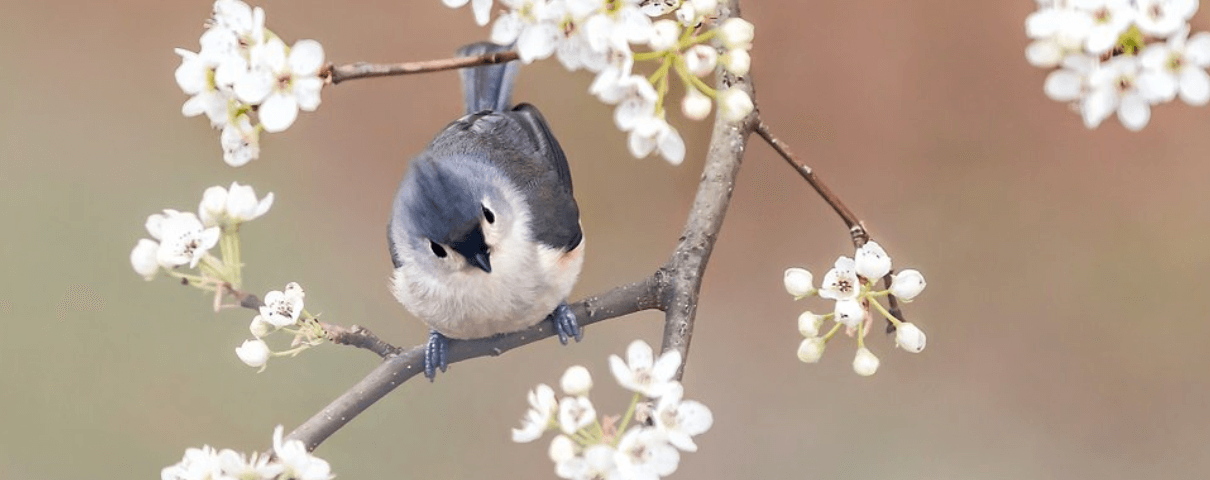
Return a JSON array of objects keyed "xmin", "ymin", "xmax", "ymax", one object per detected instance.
[
  {"xmin": 549, "ymin": 302, "xmax": 582, "ymax": 345},
  {"xmin": 424, "ymin": 330, "xmax": 449, "ymax": 381}
]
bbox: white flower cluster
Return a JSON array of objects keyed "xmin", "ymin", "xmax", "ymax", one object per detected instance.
[
  {"xmin": 512, "ymin": 340, "xmax": 713, "ymax": 479},
  {"xmin": 1026, "ymin": 0, "xmax": 1210, "ymax": 131},
  {"xmin": 175, "ymin": 0, "xmax": 326, "ymax": 166},
  {"xmin": 443, "ymin": 0, "xmax": 755, "ymax": 165},
  {"xmin": 162, "ymin": 426, "xmax": 333, "ymax": 480},
  {"xmin": 784, "ymin": 241, "xmax": 927, "ymax": 376},
  {"xmin": 237, "ymin": 282, "xmax": 326, "ymax": 371},
  {"xmin": 131, "ymin": 182, "xmax": 272, "ymax": 283}
]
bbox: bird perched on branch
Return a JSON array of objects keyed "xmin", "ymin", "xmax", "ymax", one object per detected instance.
[{"xmin": 388, "ymin": 42, "xmax": 585, "ymax": 380}]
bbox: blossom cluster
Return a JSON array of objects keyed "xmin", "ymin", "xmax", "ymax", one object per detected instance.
[
  {"xmin": 443, "ymin": 0, "xmax": 756, "ymax": 165},
  {"xmin": 131, "ymin": 182, "xmax": 272, "ymax": 285},
  {"xmin": 162, "ymin": 426, "xmax": 333, "ymax": 480},
  {"xmin": 175, "ymin": 0, "xmax": 326, "ymax": 166},
  {"xmin": 784, "ymin": 241, "xmax": 927, "ymax": 376},
  {"xmin": 236, "ymin": 282, "xmax": 328, "ymax": 371},
  {"xmin": 1026, "ymin": 0, "xmax": 1210, "ymax": 131},
  {"xmin": 512, "ymin": 340, "xmax": 713, "ymax": 479}
]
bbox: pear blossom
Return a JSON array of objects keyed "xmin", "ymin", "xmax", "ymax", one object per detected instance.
[
  {"xmin": 1135, "ymin": 0, "xmax": 1198, "ymax": 37},
  {"xmin": 161, "ymin": 445, "xmax": 221, "ymax": 480},
  {"xmin": 609, "ymin": 340, "xmax": 681, "ymax": 398},
  {"xmin": 628, "ymin": 116, "xmax": 686, "ymax": 165},
  {"xmin": 690, "ymin": 0, "xmax": 717, "ymax": 15},
  {"xmin": 1140, "ymin": 26, "xmax": 1210, "ymax": 105},
  {"xmin": 653, "ymin": 383, "xmax": 713, "ymax": 452},
  {"xmin": 131, "ymin": 239, "xmax": 160, "ymax": 280},
  {"xmin": 220, "ymin": 114, "xmax": 260, "ymax": 167},
  {"xmin": 717, "ymin": 87, "xmax": 753, "ymax": 122},
  {"xmin": 215, "ymin": 449, "xmax": 283, "ymax": 480},
  {"xmin": 561, "ymin": 365, "xmax": 594, "ymax": 395},
  {"xmin": 797, "ymin": 311, "xmax": 823, "ymax": 337},
  {"xmin": 490, "ymin": 0, "xmax": 566, "ymax": 63},
  {"xmin": 1044, "ymin": 54, "xmax": 1097, "ymax": 102},
  {"xmin": 549, "ymin": 435, "xmax": 577, "ymax": 464},
  {"xmin": 1080, "ymin": 0, "xmax": 1136, "ymax": 54},
  {"xmin": 444, "ymin": 0, "xmax": 496, "ymax": 26},
  {"xmin": 615, "ymin": 427, "xmax": 680, "ymax": 479},
  {"xmin": 797, "ymin": 337, "xmax": 826, "ymax": 363},
  {"xmin": 1084, "ymin": 54, "xmax": 1169, "ymax": 131},
  {"xmin": 234, "ymin": 38, "xmax": 325, "ymax": 133},
  {"xmin": 889, "ymin": 269, "xmax": 926, "ymax": 301},
  {"xmin": 236, "ymin": 339, "xmax": 271, "ymax": 368},
  {"xmin": 147, "ymin": 210, "xmax": 221, "ymax": 269},
  {"xmin": 513, "ymin": 384, "xmax": 558, "ymax": 442},
  {"xmin": 557, "ymin": 445, "xmax": 620, "ymax": 480},
  {"xmin": 259, "ymin": 282, "xmax": 305, "ymax": 328},
  {"xmin": 199, "ymin": 182, "xmax": 274, "ymax": 227},
  {"xmin": 681, "ymin": 89, "xmax": 712, "ymax": 120},
  {"xmin": 783, "ymin": 268, "xmax": 814, "ymax": 297},
  {"xmin": 818, "ymin": 256, "xmax": 860, "ymax": 300},
  {"xmin": 833, "ymin": 298, "xmax": 865, "ymax": 328},
  {"xmin": 853, "ymin": 347, "xmax": 880, "ymax": 376},
  {"xmin": 558, "ymin": 396, "xmax": 597, "ymax": 434},
  {"xmin": 895, "ymin": 322, "xmax": 927, "ymax": 353},
  {"xmin": 718, "ymin": 18, "xmax": 755, "ymax": 50},
  {"xmin": 592, "ymin": 73, "xmax": 658, "ymax": 131},
  {"xmin": 675, "ymin": 3, "xmax": 697, "ymax": 25},
  {"xmin": 684, "ymin": 45, "xmax": 718, "ymax": 77},
  {"xmin": 273, "ymin": 425, "xmax": 335, "ymax": 480},
  {"xmin": 648, "ymin": 20, "xmax": 680, "ymax": 51},
  {"xmin": 174, "ymin": 49, "xmax": 230, "ymax": 127},
  {"xmin": 639, "ymin": 0, "xmax": 680, "ymax": 16},
  {"xmin": 854, "ymin": 241, "xmax": 892, "ymax": 279}
]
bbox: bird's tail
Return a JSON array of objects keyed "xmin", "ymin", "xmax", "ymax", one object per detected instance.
[{"xmin": 457, "ymin": 42, "xmax": 519, "ymax": 114}]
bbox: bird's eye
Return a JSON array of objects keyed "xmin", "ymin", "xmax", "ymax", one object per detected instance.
[
  {"xmin": 483, "ymin": 206, "xmax": 495, "ymax": 224},
  {"xmin": 429, "ymin": 241, "xmax": 447, "ymax": 258}
]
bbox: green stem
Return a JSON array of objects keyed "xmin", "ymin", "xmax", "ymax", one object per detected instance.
[
  {"xmin": 868, "ymin": 296, "xmax": 902, "ymax": 327},
  {"xmin": 229, "ymin": 228, "xmax": 242, "ymax": 288},
  {"xmin": 613, "ymin": 392, "xmax": 642, "ymax": 445},
  {"xmin": 198, "ymin": 254, "xmax": 226, "ymax": 281},
  {"xmin": 677, "ymin": 29, "xmax": 718, "ymax": 50},
  {"xmin": 634, "ymin": 50, "xmax": 665, "ymax": 62},
  {"xmin": 856, "ymin": 318, "xmax": 866, "ymax": 348},
  {"xmin": 821, "ymin": 321, "xmax": 843, "ymax": 342}
]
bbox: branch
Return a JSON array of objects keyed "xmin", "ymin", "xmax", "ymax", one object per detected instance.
[
  {"xmin": 322, "ymin": 51, "xmax": 521, "ymax": 85},
  {"xmin": 753, "ymin": 120, "xmax": 907, "ymax": 331},
  {"xmin": 321, "ymin": 323, "xmax": 401, "ymax": 358}
]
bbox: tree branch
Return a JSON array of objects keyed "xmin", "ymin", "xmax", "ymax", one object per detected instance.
[
  {"xmin": 322, "ymin": 51, "xmax": 521, "ymax": 85},
  {"xmin": 320, "ymin": 323, "xmax": 401, "ymax": 358}
]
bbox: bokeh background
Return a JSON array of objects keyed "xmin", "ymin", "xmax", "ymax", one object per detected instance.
[{"xmin": 3, "ymin": 1, "xmax": 1209, "ymax": 479}]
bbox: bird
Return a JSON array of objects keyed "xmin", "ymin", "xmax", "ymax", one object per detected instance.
[{"xmin": 388, "ymin": 42, "xmax": 585, "ymax": 380}]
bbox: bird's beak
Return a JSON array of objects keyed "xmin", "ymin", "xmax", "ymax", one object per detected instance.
[{"xmin": 470, "ymin": 251, "xmax": 492, "ymax": 273}]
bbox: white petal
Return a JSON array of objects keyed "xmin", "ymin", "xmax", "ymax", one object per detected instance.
[
  {"xmin": 1185, "ymin": 32, "xmax": 1210, "ymax": 66},
  {"xmin": 294, "ymin": 77, "xmax": 324, "ymax": 111},
  {"xmin": 259, "ymin": 93, "xmax": 299, "ymax": 133},
  {"xmin": 236, "ymin": 339, "xmax": 270, "ymax": 368},
  {"xmin": 626, "ymin": 340, "xmax": 654, "ymax": 370},
  {"xmin": 253, "ymin": 192, "xmax": 275, "ymax": 219},
  {"xmin": 518, "ymin": 23, "xmax": 561, "ymax": 63},
  {"xmin": 131, "ymin": 239, "xmax": 160, "ymax": 280},
  {"xmin": 472, "ymin": 0, "xmax": 493, "ymax": 26},
  {"xmin": 651, "ymin": 349, "xmax": 682, "ymax": 383},
  {"xmin": 1025, "ymin": 40, "xmax": 1063, "ymax": 68},
  {"xmin": 199, "ymin": 185, "xmax": 229, "ymax": 227},
  {"xmin": 1179, "ymin": 67, "xmax": 1210, "ymax": 105},
  {"xmin": 234, "ymin": 69, "xmax": 274, "ymax": 105},
  {"xmin": 1138, "ymin": 70, "xmax": 1176, "ymax": 102},
  {"xmin": 174, "ymin": 49, "xmax": 207, "ymax": 94},
  {"xmin": 1081, "ymin": 88, "xmax": 1116, "ymax": 129},
  {"xmin": 491, "ymin": 14, "xmax": 525, "ymax": 45},
  {"xmin": 657, "ymin": 125, "xmax": 685, "ymax": 165},
  {"xmin": 1117, "ymin": 93, "xmax": 1151, "ymax": 131},
  {"xmin": 443, "ymin": 0, "xmax": 470, "ymax": 6},
  {"xmin": 288, "ymin": 40, "xmax": 326, "ymax": 75},
  {"xmin": 1042, "ymin": 70, "xmax": 1083, "ymax": 103}
]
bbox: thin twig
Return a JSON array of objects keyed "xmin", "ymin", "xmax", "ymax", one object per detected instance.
[
  {"xmin": 753, "ymin": 120, "xmax": 907, "ymax": 330},
  {"xmin": 322, "ymin": 51, "xmax": 521, "ymax": 85},
  {"xmin": 321, "ymin": 323, "xmax": 401, "ymax": 358}
]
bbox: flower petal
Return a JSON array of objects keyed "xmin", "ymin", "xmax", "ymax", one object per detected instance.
[
  {"xmin": 288, "ymin": 40, "xmax": 325, "ymax": 75},
  {"xmin": 259, "ymin": 93, "xmax": 299, "ymax": 133},
  {"xmin": 1179, "ymin": 66, "xmax": 1210, "ymax": 105}
]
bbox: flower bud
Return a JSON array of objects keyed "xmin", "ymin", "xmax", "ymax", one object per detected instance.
[
  {"xmin": 560, "ymin": 365, "xmax": 593, "ymax": 396},
  {"xmin": 797, "ymin": 337, "xmax": 826, "ymax": 363},
  {"xmin": 676, "ymin": 3, "xmax": 697, "ymax": 25},
  {"xmin": 236, "ymin": 339, "xmax": 271, "ymax": 368},
  {"xmin": 718, "ymin": 88, "xmax": 754, "ymax": 122},
  {"xmin": 889, "ymin": 269, "xmax": 926, "ymax": 302},
  {"xmin": 895, "ymin": 322, "xmax": 927, "ymax": 353},
  {"xmin": 783, "ymin": 267, "xmax": 815, "ymax": 297},
  {"xmin": 855, "ymin": 241, "xmax": 892, "ymax": 279},
  {"xmin": 681, "ymin": 89, "xmax": 713, "ymax": 120},
  {"xmin": 797, "ymin": 311, "xmax": 823, "ymax": 337},
  {"xmin": 548, "ymin": 435, "xmax": 576, "ymax": 463},
  {"xmin": 691, "ymin": 0, "xmax": 718, "ymax": 15},
  {"xmin": 685, "ymin": 45, "xmax": 718, "ymax": 77},
  {"xmin": 719, "ymin": 18, "xmax": 755, "ymax": 50},
  {"xmin": 722, "ymin": 48, "xmax": 750, "ymax": 76},
  {"xmin": 250, "ymin": 315, "xmax": 271, "ymax": 338},
  {"xmin": 198, "ymin": 185, "xmax": 229, "ymax": 227},
  {"xmin": 131, "ymin": 239, "xmax": 160, "ymax": 280},
  {"xmin": 833, "ymin": 298, "xmax": 865, "ymax": 328},
  {"xmin": 852, "ymin": 347, "xmax": 879, "ymax": 376},
  {"xmin": 649, "ymin": 20, "xmax": 680, "ymax": 52}
]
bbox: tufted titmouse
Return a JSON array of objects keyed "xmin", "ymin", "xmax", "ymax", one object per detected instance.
[{"xmin": 388, "ymin": 42, "xmax": 586, "ymax": 380}]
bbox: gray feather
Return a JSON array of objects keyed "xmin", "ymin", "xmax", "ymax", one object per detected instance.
[{"xmin": 457, "ymin": 42, "xmax": 519, "ymax": 114}]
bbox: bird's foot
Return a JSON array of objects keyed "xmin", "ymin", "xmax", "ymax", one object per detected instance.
[
  {"xmin": 424, "ymin": 330, "xmax": 450, "ymax": 381},
  {"xmin": 548, "ymin": 301, "xmax": 582, "ymax": 345}
]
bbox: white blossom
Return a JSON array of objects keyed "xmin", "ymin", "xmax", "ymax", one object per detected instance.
[
  {"xmin": 718, "ymin": 18, "xmax": 755, "ymax": 50},
  {"xmin": 852, "ymin": 347, "xmax": 880, "ymax": 376},
  {"xmin": 690, "ymin": 0, "xmax": 717, "ymax": 15},
  {"xmin": 220, "ymin": 113, "xmax": 260, "ymax": 167},
  {"xmin": 797, "ymin": 337, "xmax": 826, "ymax": 363},
  {"xmin": 147, "ymin": 209, "xmax": 221, "ymax": 269},
  {"xmin": 1135, "ymin": 0, "xmax": 1198, "ymax": 37},
  {"xmin": 561, "ymin": 365, "xmax": 594, "ymax": 395},
  {"xmin": 513, "ymin": 383, "xmax": 558, "ymax": 442},
  {"xmin": 216, "ymin": 449, "xmax": 283, "ymax": 480},
  {"xmin": 639, "ymin": 0, "xmax": 680, "ymax": 16},
  {"xmin": 721, "ymin": 48, "xmax": 750, "ymax": 76},
  {"xmin": 783, "ymin": 267, "xmax": 815, "ymax": 297},
  {"xmin": 653, "ymin": 383, "xmax": 713, "ymax": 452},
  {"xmin": 684, "ymin": 45, "xmax": 718, "ymax": 77},
  {"xmin": 675, "ymin": 3, "xmax": 697, "ymax": 25},
  {"xmin": 833, "ymin": 298, "xmax": 865, "ymax": 328},
  {"xmin": 895, "ymin": 322, "xmax": 927, "ymax": 353},
  {"xmin": 627, "ymin": 116, "xmax": 686, "ymax": 165},
  {"xmin": 199, "ymin": 181, "xmax": 274, "ymax": 227},
  {"xmin": 236, "ymin": 338, "xmax": 271, "ymax": 368},
  {"xmin": 717, "ymin": 87, "xmax": 753, "ymax": 122},
  {"xmin": 615, "ymin": 427, "xmax": 680, "ymax": 479},
  {"xmin": 797, "ymin": 311, "xmax": 823, "ymax": 337},
  {"xmin": 609, "ymin": 339, "xmax": 682, "ymax": 398},
  {"xmin": 889, "ymin": 269, "xmax": 926, "ymax": 301},
  {"xmin": 818, "ymin": 256, "xmax": 860, "ymax": 301},
  {"xmin": 273, "ymin": 425, "xmax": 335, "ymax": 480},
  {"xmin": 1079, "ymin": 0, "xmax": 1136, "ymax": 54},
  {"xmin": 234, "ymin": 38, "xmax": 325, "ymax": 133},
  {"xmin": 681, "ymin": 89, "xmax": 712, "ymax": 120},
  {"xmin": 558, "ymin": 445, "xmax": 620, "ymax": 480},
  {"xmin": 259, "ymin": 282, "xmax": 305, "ymax": 328},
  {"xmin": 161, "ymin": 445, "xmax": 221, "ymax": 480},
  {"xmin": 648, "ymin": 20, "xmax": 681, "ymax": 51},
  {"xmin": 1044, "ymin": 53, "xmax": 1097, "ymax": 102},
  {"xmin": 854, "ymin": 241, "xmax": 892, "ymax": 279},
  {"xmin": 558, "ymin": 396, "xmax": 597, "ymax": 434},
  {"xmin": 549, "ymin": 434, "xmax": 577, "ymax": 464},
  {"xmin": 1140, "ymin": 26, "xmax": 1210, "ymax": 105},
  {"xmin": 491, "ymin": 0, "xmax": 566, "ymax": 63},
  {"xmin": 444, "ymin": 0, "xmax": 496, "ymax": 26},
  {"xmin": 250, "ymin": 315, "xmax": 272, "ymax": 338},
  {"xmin": 131, "ymin": 239, "xmax": 160, "ymax": 280},
  {"xmin": 174, "ymin": 48, "xmax": 230, "ymax": 127}
]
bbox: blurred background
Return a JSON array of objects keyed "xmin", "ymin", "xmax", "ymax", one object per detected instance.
[{"xmin": 3, "ymin": 1, "xmax": 1209, "ymax": 479}]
